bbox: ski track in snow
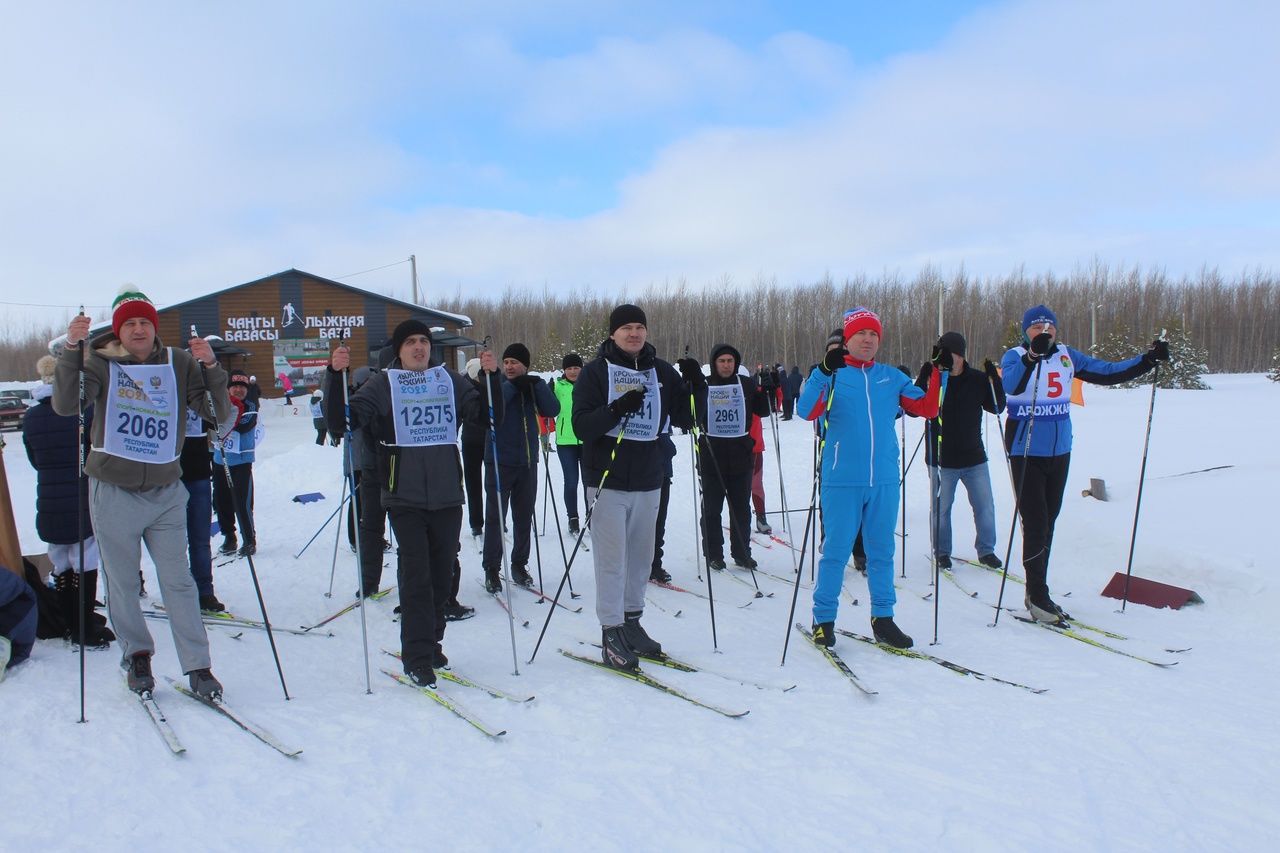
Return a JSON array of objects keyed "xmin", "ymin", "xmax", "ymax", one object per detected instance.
[{"xmin": 1, "ymin": 373, "xmax": 1276, "ymax": 850}]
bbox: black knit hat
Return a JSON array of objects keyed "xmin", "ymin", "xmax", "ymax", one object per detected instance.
[
  {"xmin": 937, "ymin": 331, "xmax": 966, "ymax": 358},
  {"xmin": 608, "ymin": 304, "xmax": 647, "ymax": 334},
  {"xmin": 502, "ymin": 343, "xmax": 531, "ymax": 368},
  {"xmin": 826, "ymin": 328, "xmax": 844, "ymax": 348},
  {"xmin": 228, "ymin": 369, "xmax": 250, "ymax": 390},
  {"xmin": 391, "ymin": 319, "xmax": 432, "ymax": 355},
  {"xmin": 562, "ymin": 352, "xmax": 583, "ymax": 369},
  {"xmin": 710, "ymin": 343, "xmax": 741, "ymax": 369}
]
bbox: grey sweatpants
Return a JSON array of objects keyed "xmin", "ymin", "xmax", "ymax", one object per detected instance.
[
  {"xmin": 588, "ymin": 486, "xmax": 660, "ymax": 627},
  {"xmin": 90, "ymin": 479, "xmax": 211, "ymax": 673}
]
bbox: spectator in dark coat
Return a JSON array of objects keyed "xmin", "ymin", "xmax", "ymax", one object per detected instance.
[
  {"xmin": 783, "ymin": 366, "xmax": 803, "ymax": 420},
  {"xmin": 21, "ymin": 357, "xmax": 114, "ymax": 647}
]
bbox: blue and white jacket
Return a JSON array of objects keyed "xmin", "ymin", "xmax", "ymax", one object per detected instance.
[
  {"xmin": 1000, "ymin": 342, "xmax": 1152, "ymax": 458},
  {"xmin": 798, "ymin": 358, "xmax": 940, "ymax": 488}
]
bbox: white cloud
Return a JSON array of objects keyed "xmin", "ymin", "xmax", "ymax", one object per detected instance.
[
  {"xmin": 512, "ymin": 30, "xmax": 854, "ymax": 130},
  {"xmin": 1, "ymin": 0, "xmax": 1277, "ymax": 331}
]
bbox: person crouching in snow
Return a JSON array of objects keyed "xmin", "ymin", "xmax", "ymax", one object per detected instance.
[{"xmin": 797, "ymin": 307, "xmax": 941, "ymax": 650}]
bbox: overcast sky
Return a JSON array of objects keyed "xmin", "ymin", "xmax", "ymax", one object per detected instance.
[{"xmin": 2, "ymin": 0, "xmax": 1276, "ymax": 331}]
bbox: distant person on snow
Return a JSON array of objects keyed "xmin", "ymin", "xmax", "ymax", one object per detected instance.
[
  {"xmin": 1001, "ymin": 305, "xmax": 1168, "ymax": 624},
  {"xmin": 278, "ymin": 372, "xmax": 294, "ymax": 404},
  {"xmin": 551, "ymin": 353, "xmax": 586, "ymax": 537},
  {"xmin": 310, "ymin": 389, "xmax": 327, "ymax": 445},
  {"xmin": 213, "ymin": 370, "xmax": 259, "ymax": 559}
]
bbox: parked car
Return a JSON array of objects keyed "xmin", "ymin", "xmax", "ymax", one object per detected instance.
[
  {"xmin": 0, "ymin": 396, "xmax": 27, "ymax": 430},
  {"xmin": 0, "ymin": 388, "xmax": 33, "ymax": 403}
]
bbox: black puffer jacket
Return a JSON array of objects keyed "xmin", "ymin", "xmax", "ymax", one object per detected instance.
[
  {"xmin": 691, "ymin": 344, "xmax": 771, "ymax": 476},
  {"xmin": 327, "ymin": 360, "xmax": 500, "ymax": 511},
  {"xmin": 572, "ymin": 339, "xmax": 692, "ymax": 492}
]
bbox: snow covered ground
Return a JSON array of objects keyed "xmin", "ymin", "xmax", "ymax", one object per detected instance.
[{"xmin": 2, "ymin": 374, "xmax": 1276, "ymax": 851}]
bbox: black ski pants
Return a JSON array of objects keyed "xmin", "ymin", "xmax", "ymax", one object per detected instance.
[
  {"xmin": 349, "ymin": 470, "xmax": 388, "ymax": 591},
  {"xmin": 1008, "ymin": 452, "xmax": 1071, "ymax": 600},
  {"xmin": 700, "ymin": 464, "xmax": 753, "ymax": 562},
  {"xmin": 652, "ymin": 475, "xmax": 671, "ymax": 572},
  {"xmin": 212, "ymin": 462, "xmax": 255, "ymax": 546},
  {"xmin": 462, "ymin": 435, "xmax": 486, "ymax": 534},
  {"xmin": 482, "ymin": 462, "xmax": 536, "ymax": 571},
  {"xmin": 387, "ymin": 504, "xmax": 461, "ymax": 672}
]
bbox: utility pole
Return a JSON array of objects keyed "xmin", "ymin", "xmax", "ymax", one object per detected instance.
[
  {"xmin": 410, "ymin": 254, "xmax": 419, "ymax": 305},
  {"xmin": 937, "ymin": 281, "xmax": 946, "ymax": 337},
  {"xmin": 1091, "ymin": 303, "xmax": 1100, "ymax": 353}
]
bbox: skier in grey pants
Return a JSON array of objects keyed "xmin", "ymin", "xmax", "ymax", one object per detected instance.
[
  {"xmin": 572, "ymin": 304, "xmax": 692, "ymax": 670},
  {"xmin": 54, "ymin": 288, "xmax": 231, "ymax": 699}
]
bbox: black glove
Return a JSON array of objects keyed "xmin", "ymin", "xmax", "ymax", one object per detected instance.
[
  {"xmin": 930, "ymin": 345, "xmax": 952, "ymax": 368},
  {"xmin": 1146, "ymin": 339, "xmax": 1170, "ymax": 363},
  {"xmin": 983, "ymin": 359, "xmax": 1000, "ymax": 380},
  {"xmin": 1028, "ymin": 332, "xmax": 1053, "ymax": 358},
  {"xmin": 820, "ymin": 348, "xmax": 848, "ymax": 375},
  {"xmin": 676, "ymin": 357, "xmax": 704, "ymax": 386},
  {"xmin": 609, "ymin": 387, "xmax": 646, "ymax": 417},
  {"xmin": 918, "ymin": 362, "xmax": 934, "ymax": 382}
]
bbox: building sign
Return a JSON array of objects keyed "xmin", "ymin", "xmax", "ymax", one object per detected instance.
[
  {"xmin": 226, "ymin": 315, "xmax": 279, "ymax": 342},
  {"xmin": 273, "ymin": 339, "xmax": 332, "ymax": 390},
  {"xmin": 227, "ymin": 305, "xmax": 366, "ymax": 341},
  {"xmin": 304, "ymin": 314, "xmax": 365, "ymax": 338}
]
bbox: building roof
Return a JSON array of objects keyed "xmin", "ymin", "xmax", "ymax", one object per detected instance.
[{"xmin": 162, "ymin": 268, "xmax": 473, "ymax": 328}]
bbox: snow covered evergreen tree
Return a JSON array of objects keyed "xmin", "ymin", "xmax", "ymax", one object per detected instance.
[
  {"xmin": 1092, "ymin": 319, "xmax": 1208, "ymax": 389},
  {"xmin": 1269, "ymin": 347, "xmax": 1280, "ymax": 382},
  {"xmin": 1001, "ymin": 320, "xmax": 1024, "ymax": 352},
  {"xmin": 569, "ymin": 318, "xmax": 606, "ymax": 360},
  {"xmin": 534, "ymin": 327, "xmax": 565, "ymax": 372},
  {"xmin": 1152, "ymin": 318, "xmax": 1209, "ymax": 389}
]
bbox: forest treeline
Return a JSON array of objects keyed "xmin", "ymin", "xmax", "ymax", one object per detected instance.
[
  {"xmin": 435, "ymin": 265, "xmax": 1278, "ymax": 375},
  {"xmin": 1, "ymin": 265, "xmax": 1275, "ymax": 379}
]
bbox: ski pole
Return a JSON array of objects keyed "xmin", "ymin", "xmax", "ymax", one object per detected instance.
[
  {"xmin": 991, "ymin": 359, "xmax": 1043, "ymax": 625},
  {"xmin": 1120, "ymin": 338, "xmax": 1165, "ymax": 612},
  {"xmin": 694, "ymin": 426, "xmax": 763, "ymax": 596},
  {"xmin": 764, "ymin": 399, "xmax": 792, "ymax": 539},
  {"xmin": 293, "ymin": 486, "xmax": 348, "ymax": 561},
  {"xmin": 781, "ymin": 372, "xmax": 835, "ymax": 665},
  {"xmin": 900, "ymin": 413, "xmax": 907, "ymax": 579},
  {"xmin": 336, "ymin": 329, "xmax": 373, "ymax": 694},
  {"xmin": 529, "ymin": 475, "xmax": 544, "ymax": 591},
  {"xmin": 74, "ymin": 306, "xmax": 87, "ymax": 723},
  {"xmin": 764, "ymin": 390, "xmax": 800, "ymax": 578},
  {"xmin": 325, "ymin": 468, "xmax": 349, "ymax": 599},
  {"xmin": 192, "ymin": 325, "xmax": 290, "ymax": 700},
  {"xmin": 539, "ymin": 438, "xmax": 578, "ymax": 599},
  {"xmin": 484, "ymin": 362, "xmax": 520, "ymax": 675},
  {"xmin": 780, "ymin": 452, "xmax": 822, "ymax": 666},
  {"xmin": 528, "ymin": 414, "xmax": 631, "ymax": 664},
  {"xmin": 929, "ymin": 419, "xmax": 943, "ymax": 646},
  {"xmin": 683, "ymin": 374, "xmax": 720, "ymax": 650},
  {"xmin": 540, "ymin": 447, "xmax": 551, "ymax": 534}
]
